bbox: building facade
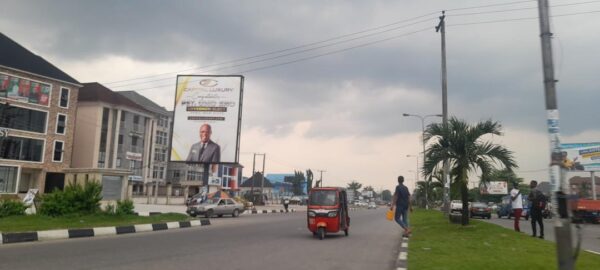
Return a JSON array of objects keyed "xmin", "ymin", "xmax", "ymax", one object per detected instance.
[
  {"xmin": 0, "ymin": 33, "xmax": 81, "ymax": 196},
  {"xmin": 71, "ymin": 83, "xmax": 154, "ymax": 193}
]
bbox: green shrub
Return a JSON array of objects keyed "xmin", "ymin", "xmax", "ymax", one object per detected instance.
[
  {"xmin": 39, "ymin": 182, "xmax": 103, "ymax": 217},
  {"xmin": 104, "ymin": 203, "xmax": 116, "ymax": 214},
  {"xmin": 116, "ymin": 199, "xmax": 135, "ymax": 215},
  {"xmin": 0, "ymin": 199, "xmax": 27, "ymax": 217}
]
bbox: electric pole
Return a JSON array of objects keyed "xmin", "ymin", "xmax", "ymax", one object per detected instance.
[
  {"xmin": 436, "ymin": 11, "xmax": 450, "ymax": 215},
  {"xmin": 316, "ymin": 170, "xmax": 326, "ymax": 187},
  {"xmin": 250, "ymin": 153, "xmax": 266, "ymax": 204},
  {"xmin": 537, "ymin": 1, "xmax": 574, "ymax": 269}
]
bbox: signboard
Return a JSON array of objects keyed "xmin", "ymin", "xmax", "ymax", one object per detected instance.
[
  {"xmin": 22, "ymin": 188, "xmax": 39, "ymax": 205},
  {"xmin": 0, "ymin": 73, "xmax": 51, "ymax": 106},
  {"xmin": 208, "ymin": 176, "xmax": 222, "ymax": 186},
  {"xmin": 560, "ymin": 143, "xmax": 600, "ymax": 171},
  {"xmin": 480, "ymin": 181, "xmax": 508, "ymax": 195},
  {"xmin": 126, "ymin": 152, "xmax": 142, "ymax": 161},
  {"xmin": 170, "ymin": 75, "xmax": 244, "ymax": 164},
  {"xmin": 361, "ymin": 190, "xmax": 374, "ymax": 198}
]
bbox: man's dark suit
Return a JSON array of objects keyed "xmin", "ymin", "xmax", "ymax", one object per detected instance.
[{"xmin": 186, "ymin": 140, "xmax": 220, "ymax": 163}]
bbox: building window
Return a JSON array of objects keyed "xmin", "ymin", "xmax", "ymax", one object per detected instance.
[
  {"xmin": 173, "ymin": 170, "xmax": 180, "ymax": 178},
  {"xmin": 133, "ymin": 115, "xmax": 139, "ymax": 124},
  {"xmin": 152, "ymin": 166, "xmax": 165, "ymax": 179},
  {"xmin": 0, "ymin": 105, "xmax": 47, "ymax": 133},
  {"xmin": 0, "ymin": 136, "xmax": 44, "ymax": 162},
  {"xmin": 99, "ymin": 108, "xmax": 109, "ymax": 153},
  {"xmin": 56, "ymin": 114, "xmax": 67, "ymax": 134},
  {"xmin": 154, "ymin": 148, "xmax": 166, "ymax": 162},
  {"xmin": 121, "ymin": 111, "xmax": 126, "ymax": 122},
  {"xmin": 118, "ymin": 135, "xmax": 123, "ymax": 145},
  {"xmin": 97, "ymin": 152, "xmax": 106, "ymax": 168},
  {"xmin": 132, "ymin": 136, "xmax": 138, "ymax": 146},
  {"xmin": 53, "ymin": 140, "xmax": 64, "ymax": 162},
  {"xmin": 59, "ymin": 87, "xmax": 70, "ymax": 108},
  {"xmin": 187, "ymin": 171, "xmax": 202, "ymax": 181},
  {"xmin": 116, "ymin": 158, "xmax": 121, "ymax": 167},
  {"xmin": 0, "ymin": 165, "xmax": 19, "ymax": 194}
]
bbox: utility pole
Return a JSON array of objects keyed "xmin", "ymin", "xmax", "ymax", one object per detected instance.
[
  {"xmin": 250, "ymin": 153, "xmax": 266, "ymax": 204},
  {"xmin": 251, "ymin": 154, "xmax": 256, "ymax": 194},
  {"xmin": 537, "ymin": 1, "xmax": 574, "ymax": 269},
  {"xmin": 261, "ymin": 153, "xmax": 266, "ymax": 204},
  {"xmin": 316, "ymin": 170, "xmax": 326, "ymax": 187},
  {"xmin": 436, "ymin": 11, "xmax": 450, "ymax": 215}
]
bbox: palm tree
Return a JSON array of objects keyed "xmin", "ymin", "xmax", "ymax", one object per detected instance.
[
  {"xmin": 347, "ymin": 181, "xmax": 362, "ymax": 201},
  {"xmin": 414, "ymin": 174, "xmax": 444, "ymax": 208},
  {"xmin": 423, "ymin": 118, "xmax": 517, "ymax": 225}
]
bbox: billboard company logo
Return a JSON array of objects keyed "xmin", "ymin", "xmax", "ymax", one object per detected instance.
[{"xmin": 199, "ymin": 79, "xmax": 218, "ymax": 87}]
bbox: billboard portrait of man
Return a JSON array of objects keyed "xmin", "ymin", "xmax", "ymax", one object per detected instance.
[{"xmin": 186, "ymin": 124, "xmax": 220, "ymax": 163}]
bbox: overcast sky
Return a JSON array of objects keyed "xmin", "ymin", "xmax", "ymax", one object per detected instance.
[{"xmin": 2, "ymin": 0, "xmax": 599, "ymax": 192}]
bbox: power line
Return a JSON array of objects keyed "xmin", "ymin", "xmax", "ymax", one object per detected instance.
[
  {"xmin": 447, "ymin": 0, "xmax": 600, "ymax": 17},
  {"xmin": 102, "ymin": 0, "xmax": 542, "ymax": 87},
  {"xmin": 108, "ymin": 18, "xmax": 435, "ymax": 89},
  {"xmin": 448, "ymin": 9, "xmax": 600, "ymax": 27}
]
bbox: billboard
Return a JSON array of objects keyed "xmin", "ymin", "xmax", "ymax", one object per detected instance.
[
  {"xmin": 170, "ymin": 75, "xmax": 244, "ymax": 164},
  {"xmin": 480, "ymin": 181, "xmax": 508, "ymax": 195},
  {"xmin": 560, "ymin": 143, "xmax": 600, "ymax": 171},
  {"xmin": 1, "ymin": 72, "xmax": 51, "ymax": 106}
]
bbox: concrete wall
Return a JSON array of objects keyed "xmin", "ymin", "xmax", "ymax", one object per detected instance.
[{"xmin": 71, "ymin": 104, "xmax": 100, "ymax": 168}]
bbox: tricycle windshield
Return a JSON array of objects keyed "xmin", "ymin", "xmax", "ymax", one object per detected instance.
[{"xmin": 309, "ymin": 190, "xmax": 338, "ymax": 206}]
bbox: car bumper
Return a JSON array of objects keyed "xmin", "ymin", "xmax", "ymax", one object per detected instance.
[{"xmin": 186, "ymin": 207, "xmax": 208, "ymax": 216}]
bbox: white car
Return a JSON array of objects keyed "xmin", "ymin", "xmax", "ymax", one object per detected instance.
[{"xmin": 368, "ymin": 202, "xmax": 377, "ymax": 209}]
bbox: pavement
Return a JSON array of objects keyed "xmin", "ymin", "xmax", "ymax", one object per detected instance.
[
  {"xmin": 481, "ymin": 216, "xmax": 600, "ymax": 254},
  {"xmin": 0, "ymin": 207, "xmax": 406, "ymax": 270}
]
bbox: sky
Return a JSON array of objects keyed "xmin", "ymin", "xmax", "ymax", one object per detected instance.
[{"xmin": 1, "ymin": 0, "xmax": 599, "ymax": 192}]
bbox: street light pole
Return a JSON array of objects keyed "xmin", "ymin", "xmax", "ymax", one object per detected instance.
[{"xmin": 403, "ymin": 113, "xmax": 442, "ymax": 209}]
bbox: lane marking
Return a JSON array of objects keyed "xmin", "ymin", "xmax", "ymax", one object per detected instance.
[{"xmin": 398, "ymin": 251, "xmax": 407, "ymax": 260}]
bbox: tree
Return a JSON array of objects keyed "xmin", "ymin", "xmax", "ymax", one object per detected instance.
[
  {"xmin": 423, "ymin": 118, "xmax": 517, "ymax": 225},
  {"xmin": 347, "ymin": 181, "xmax": 362, "ymax": 201},
  {"xmin": 306, "ymin": 169, "xmax": 313, "ymax": 194},
  {"xmin": 414, "ymin": 175, "xmax": 444, "ymax": 208},
  {"xmin": 285, "ymin": 171, "xmax": 306, "ymax": 196},
  {"xmin": 381, "ymin": 190, "xmax": 392, "ymax": 202}
]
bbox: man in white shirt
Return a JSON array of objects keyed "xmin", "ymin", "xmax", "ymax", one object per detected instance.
[{"xmin": 510, "ymin": 183, "xmax": 523, "ymax": 232}]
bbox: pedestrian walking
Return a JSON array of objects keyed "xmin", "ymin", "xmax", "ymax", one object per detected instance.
[
  {"xmin": 510, "ymin": 182, "xmax": 523, "ymax": 232},
  {"xmin": 391, "ymin": 175, "xmax": 413, "ymax": 237},
  {"xmin": 283, "ymin": 198, "xmax": 290, "ymax": 212},
  {"xmin": 528, "ymin": 180, "xmax": 545, "ymax": 239}
]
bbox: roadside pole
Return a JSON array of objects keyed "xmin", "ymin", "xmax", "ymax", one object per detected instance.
[
  {"xmin": 592, "ymin": 171, "xmax": 597, "ymax": 200},
  {"xmin": 436, "ymin": 11, "xmax": 450, "ymax": 215},
  {"xmin": 537, "ymin": 1, "xmax": 574, "ymax": 269}
]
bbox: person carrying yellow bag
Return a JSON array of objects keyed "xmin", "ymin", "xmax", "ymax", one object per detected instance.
[{"xmin": 391, "ymin": 175, "xmax": 413, "ymax": 237}]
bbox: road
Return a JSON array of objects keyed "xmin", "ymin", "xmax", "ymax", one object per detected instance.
[
  {"xmin": 0, "ymin": 208, "xmax": 402, "ymax": 270},
  {"xmin": 481, "ymin": 216, "xmax": 600, "ymax": 254}
]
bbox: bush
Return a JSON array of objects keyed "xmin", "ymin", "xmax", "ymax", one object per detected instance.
[
  {"xmin": 104, "ymin": 203, "xmax": 116, "ymax": 214},
  {"xmin": 39, "ymin": 182, "xmax": 103, "ymax": 217},
  {"xmin": 116, "ymin": 199, "xmax": 135, "ymax": 215},
  {"xmin": 0, "ymin": 199, "xmax": 27, "ymax": 218}
]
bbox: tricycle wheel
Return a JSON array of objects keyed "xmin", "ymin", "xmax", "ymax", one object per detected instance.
[
  {"xmin": 318, "ymin": 227, "xmax": 325, "ymax": 240},
  {"xmin": 344, "ymin": 229, "xmax": 349, "ymax": 236}
]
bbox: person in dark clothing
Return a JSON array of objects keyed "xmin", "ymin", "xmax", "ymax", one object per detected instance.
[
  {"xmin": 528, "ymin": 180, "xmax": 545, "ymax": 239},
  {"xmin": 391, "ymin": 175, "xmax": 412, "ymax": 237}
]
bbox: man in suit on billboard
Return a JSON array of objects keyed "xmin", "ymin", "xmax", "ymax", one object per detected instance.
[{"xmin": 186, "ymin": 124, "xmax": 221, "ymax": 163}]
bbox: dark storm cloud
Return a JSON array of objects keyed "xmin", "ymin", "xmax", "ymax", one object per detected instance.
[{"xmin": 1, "ymin": 0, "xmax": 598, "ymax": 138}]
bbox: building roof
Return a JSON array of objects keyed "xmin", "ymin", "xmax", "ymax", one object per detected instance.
[
  {"xmin": 0, "ymin": 32, "xmax": 79, "ymax": 85},
  {"xmin": 241, "ymin": 172, "xmax": 274, "ymax": 188},
  {"xmin": 79, "ymin": 82, "xmax": 148, "ymax": 112},
  {"xmin": 118, "ymin": 91, "xmax": 170, "ymax": 116}
]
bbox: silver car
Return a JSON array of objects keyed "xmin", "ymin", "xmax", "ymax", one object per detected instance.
[{"xmin": 186, "ymin": 198, "xmax": 244, "ymax": 218}]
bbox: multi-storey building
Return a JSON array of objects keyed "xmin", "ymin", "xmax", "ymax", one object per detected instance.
[
  {"xmin": 0, "ymin": 32, "xmax": 80, "ymax": 196},
  {"xmin": 71, "ymin": 83, "xmax": 154, "ymax": 193},
  {"xmin": 118, "ymin": 91, "xmax": 171, "ymax": 188}
]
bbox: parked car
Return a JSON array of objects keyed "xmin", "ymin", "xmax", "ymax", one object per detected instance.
[
  {"xmin": 469, "ymin": 202, "xmax": 492, "ymax": 219},
  {"xmin": 451, "ymin": 200, "xmax": 471, "ymax": 213},
  {"xmin": 186, "ymin": 198, "xmax": 244, "ymax": 218}
]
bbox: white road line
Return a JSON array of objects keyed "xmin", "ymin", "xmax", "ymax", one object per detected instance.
[
  {"xmin": 396, "ymin": 268, "xmax": 407, "ymax": 270},
  {"xmin": 398, "ymin": 251, "xmax": 407, "ymax": 260}
]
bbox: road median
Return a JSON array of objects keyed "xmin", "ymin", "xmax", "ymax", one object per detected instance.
[{"xmin": 408, "ymin": 209, "xmax": 600, "ymax": 269}]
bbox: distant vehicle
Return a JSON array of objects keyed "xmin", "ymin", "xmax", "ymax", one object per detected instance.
[
  {"xmin": 368, "ymin": 202, "xmax": 377, "ymax": 209},
  {"xmin": 497, "ymin": 195, "xmax": 529, "ymax": 220},
  {"xmin": 186, "ymin": 198, "xmax": 244, "ymax": 218},
  {"xmin": 451, "ymin": 200, "xmax": 466, "ymax": 213},
  {"xmin": 307, "ymin": 187, "xmax": 350, "ymax": 240},
  {"xmin": 469, "ymin": 202, "xmax": 492, "ymax": 219},
  {"xmin": 571, "ymin": 199, "xmax": 600, "ymax": 224},
  {"xmin": 186, "ymin": 193, "xmax": 203, "ymax": 206}
]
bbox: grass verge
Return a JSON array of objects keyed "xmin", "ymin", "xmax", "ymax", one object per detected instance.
[
  {"xmin": 0, "ymin": 213, "xmax": 190, "ymax": 233},
  {"xmin": 408, "ymin": 209, "xmax": 600, "ymax": 270}
]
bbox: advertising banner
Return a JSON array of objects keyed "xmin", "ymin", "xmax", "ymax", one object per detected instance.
[
  {"xmin": 126, "ymin": 151, "xmax": 142, "ymax": 161},
  {"xmin": 170, "ymin": 75, "xmax": 244, "ymax": 164},
  {"xmin": 0, "ymin": 72, "xmax": 51, "ymax": 106},
  {"xmin": 480, "ymin": 181, "xmax": 508, "ymax": 195},
  {"xmin": 560, "ymin": 142, "xmax": 600, "ymax": 171}
]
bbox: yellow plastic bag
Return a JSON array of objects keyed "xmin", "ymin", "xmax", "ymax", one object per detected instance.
[{"xmin": 386, "ymin": 209, "xmax": 394, "ymax": 221}]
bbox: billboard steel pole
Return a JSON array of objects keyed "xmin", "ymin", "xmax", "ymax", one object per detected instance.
[{"xmin": 537, "ymin": 1, "xmax": 574, "ymax": 269}]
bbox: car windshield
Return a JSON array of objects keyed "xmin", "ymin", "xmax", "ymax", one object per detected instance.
[{"xmin": 309, "ymin": 190, "xmax": 338, "ymax": 206}]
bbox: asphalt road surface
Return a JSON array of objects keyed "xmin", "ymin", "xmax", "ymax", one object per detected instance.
[
  {"xmin": 480, "ymin": 216, "xmax": 600, "ymax": 254},
  {"xmin": 0, "ymin": 208, "xmax": 403, "ymax": 270}
]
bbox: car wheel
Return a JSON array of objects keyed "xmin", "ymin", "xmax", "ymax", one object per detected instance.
[
  {"xmin": 232, "ymin": 209, "xmax": 240, "ymax": 217},
  {"xmin": 205, "ymin": 209, "xmax": 214, "ymax": 219}
]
